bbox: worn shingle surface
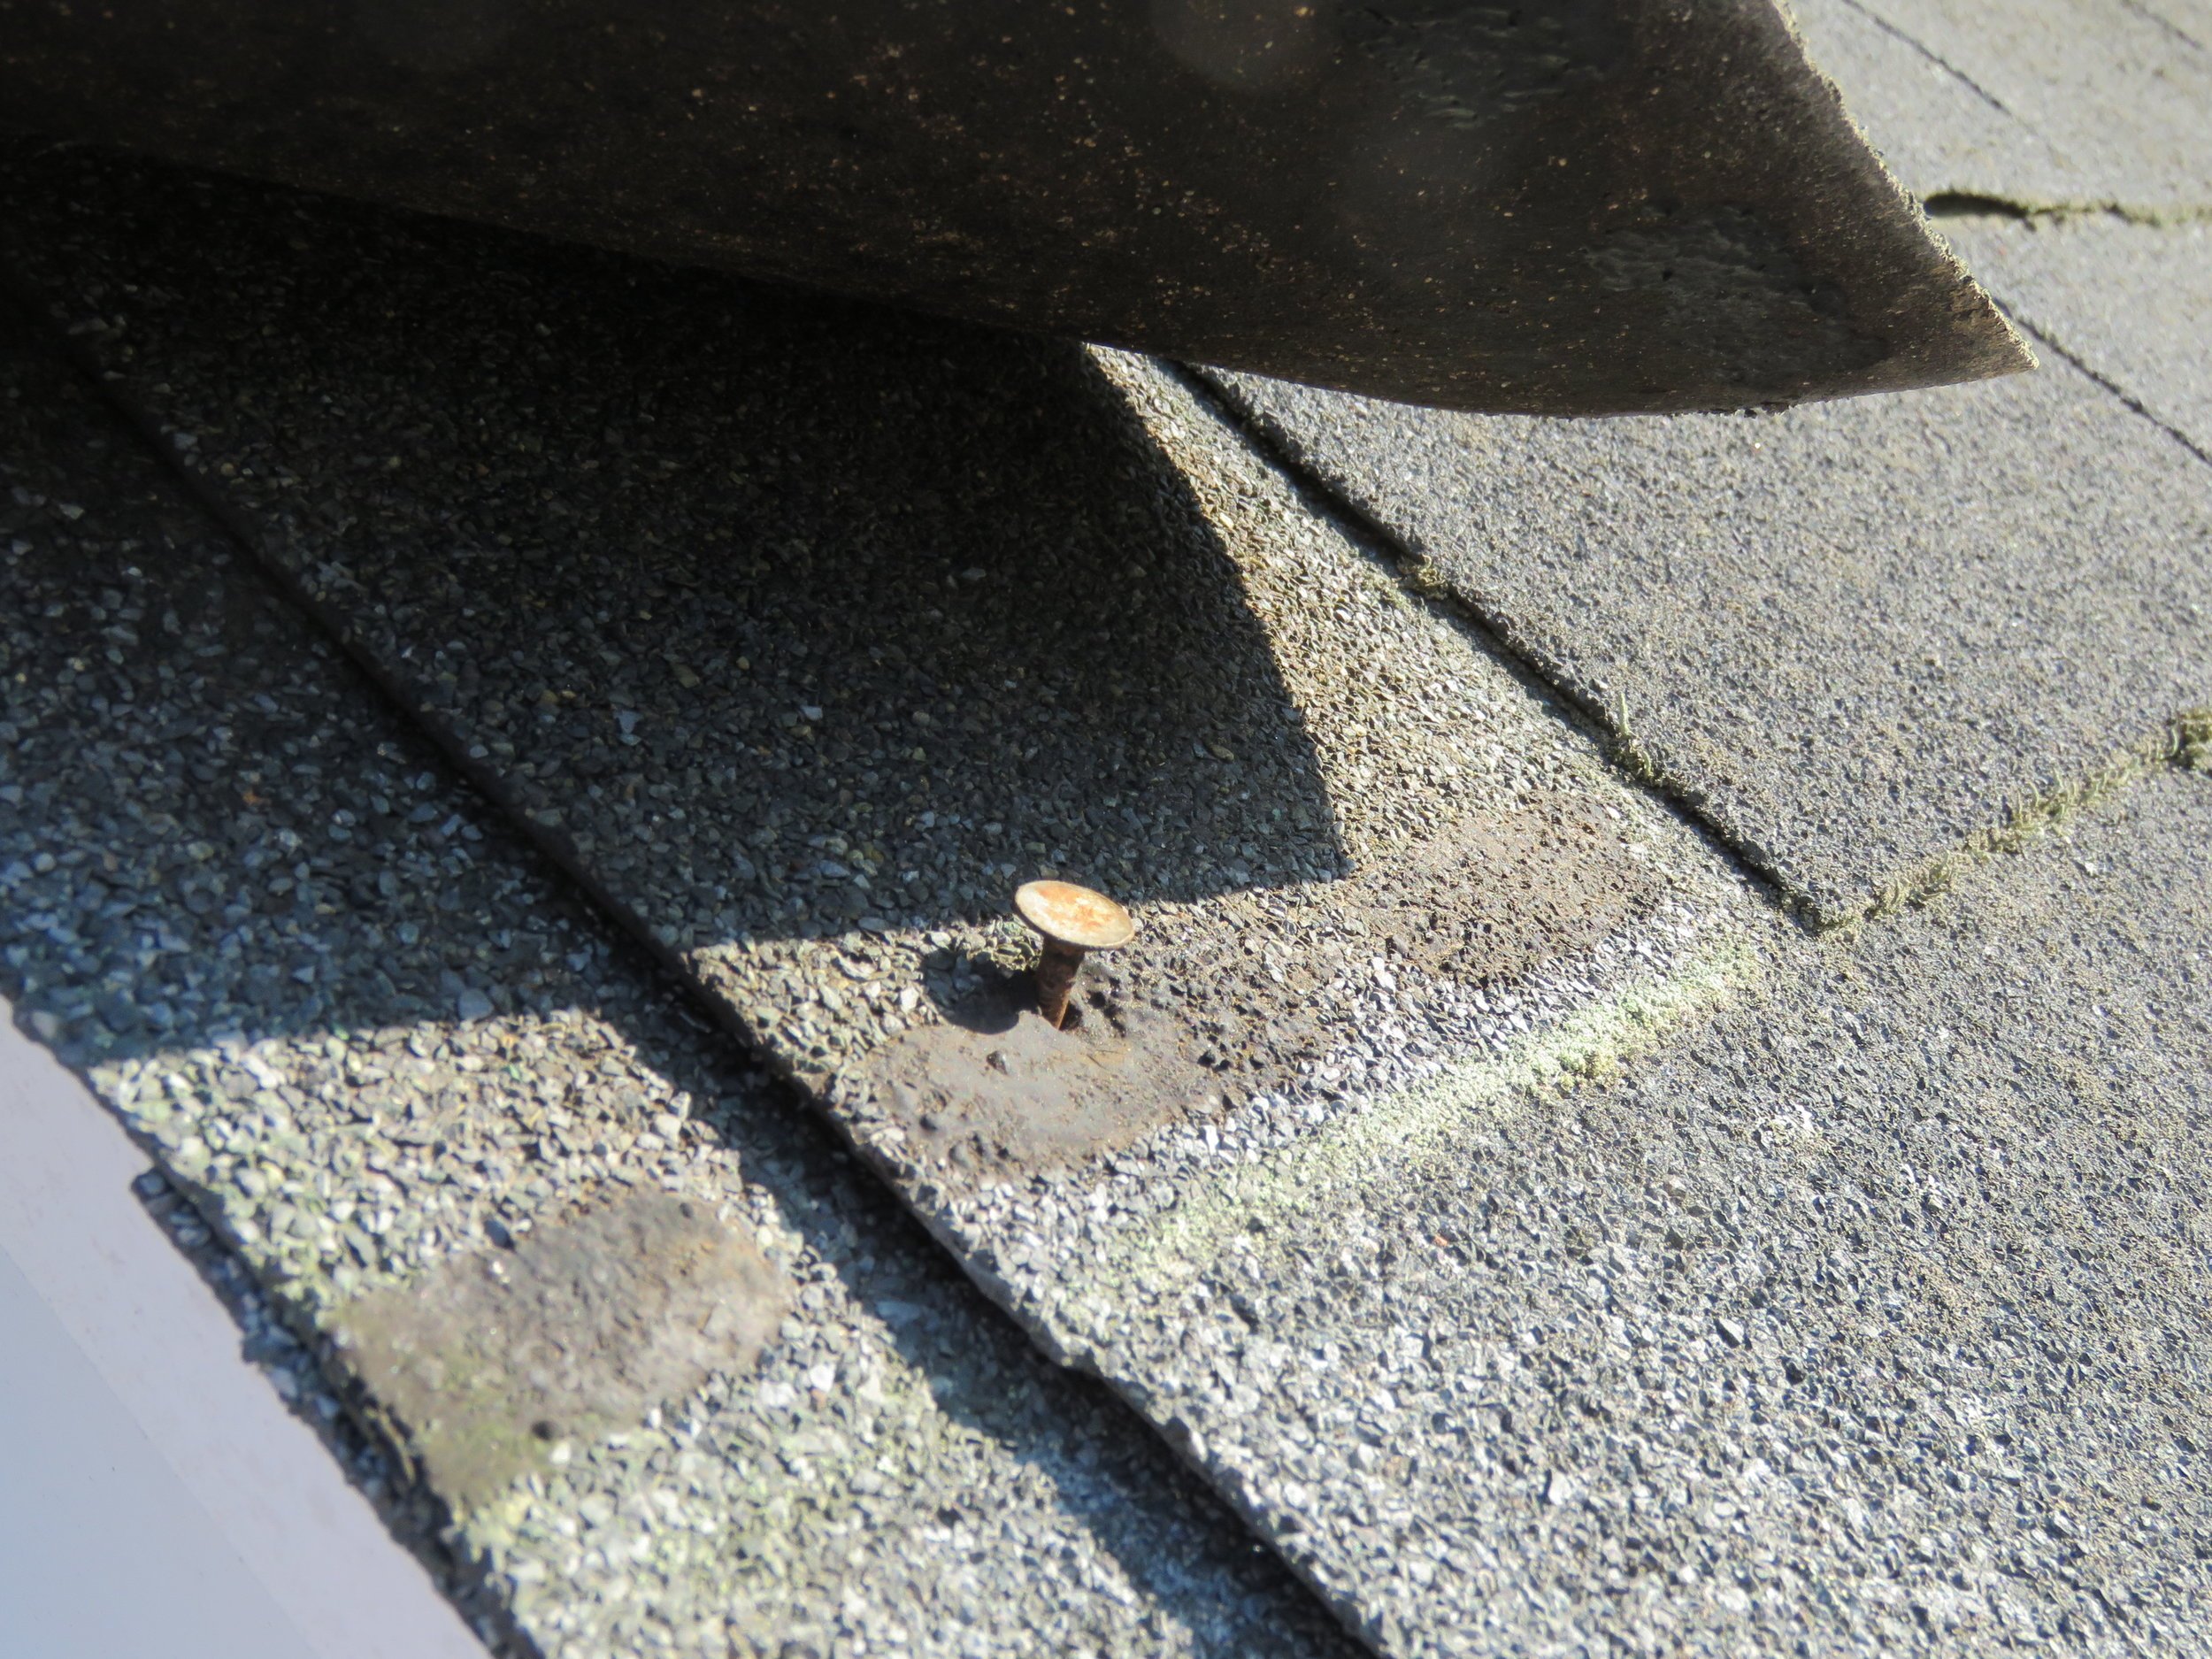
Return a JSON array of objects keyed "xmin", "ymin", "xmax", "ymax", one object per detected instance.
[
  {"xmin": 1789, "ymin": 0, "xmax": 2212, "ymax": 211},
  {"xmin": 8, "ymin": 81, "xmax": 2212, "ymax": 1659},
  {"xmin": 0, "ymin": 143, "xmax": 1765, "ymax": 1654},
  {"xmin": 0, "ymin": 294, "xmax": 1358, "ymax": 1659},
  {"xmin": 1940, "ymin": 216, "xmax": 2212, "ymax": 457},
  {"xmin": 1064, "ymin": 757, "xmax": 2212, "ymax": 1654},
  {"xmin": 1204, "ymin": 357, "xmax": 2212, "ymax": 922},
  {"xmin": 1053, "ymin": 765, "xmax": 2212, "ymax": 1659}
]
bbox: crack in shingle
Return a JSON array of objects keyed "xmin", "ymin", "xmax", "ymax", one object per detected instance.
[{"xmin": 2116, "ymin": 0, "xmax": 2210, "ymax": 57}]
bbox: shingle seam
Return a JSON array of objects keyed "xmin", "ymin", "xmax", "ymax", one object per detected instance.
[
  {"xmin": 1826, "ymin": 295, "xmax": 2212, "ymax": 927},
  {"xmin": 0, "ymin": 261, "xmax": 1383, "ymax": 1659},
  {"xmin": 1178, "ymin": 360, "xmax": 2212, "ymax": 936},
  {"xmin": 1166, "ymin": 359, "xmax": 1839, "ymax": 928},
  {"xmin": 1924, "ymin": 196, "xmax": 2212, "ymax": 228},
  {"xmin": 0, "ymin": 264, "xmax": 716, "ymax": 1031},
  {"xmin": 2116, "ymin": 0, "xmax": 2210, "ymax": 57},
  {"xmin": 0, "ymin": 253, "xmax": 1002, "ymax": 1311},
  {"xmin": 1050, "ymin": 941, "xmax": 1768, "ymax": 1659},
  {"xmin": 0, "ymin": 283, "xmax": 578, "ymax": 1659},
  {"xmin": 1826, "ymin": 0, "xmax": 2017, "ymax": 118},
  {"xmin": 1999, "ymin": 310, "xmax": 2212, "ymax": 472},
  {"xmin": 1855, "ymin": 708, "xmax": 2212, "ymax": 929}
]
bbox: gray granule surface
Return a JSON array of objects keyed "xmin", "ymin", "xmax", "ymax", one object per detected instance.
[
  {"xmin": 1204, "ymin": 359, "xmax": 2212, "ymax": 924},
  {"xmin": 11, "ymin": 140, "xmax": 2212, "ymax": 1658},
  {"xmin": 1939, "ymin": 215, "xmax": 2212, "ymax": 457},
  {"xmin": 0, "ymin": 297, "xmax": 1361, "ymax": 1658},
  {"xmin": 1066, "ymin": 764, "xmax": 2212, "ymax": 1655},
  {"xmin": 1787, "ymin": 0, "xmax": 2212, "ymax": 213},
  {"xmin": 0, "ymin": 143, "xmax": 1769, "ymax": 1647},
  {"xmin": 335, "ymin": 1191, "xmax": 791, "ymax": 1515}
]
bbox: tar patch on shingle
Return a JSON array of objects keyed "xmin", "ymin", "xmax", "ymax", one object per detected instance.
[
  {"xmin": 871, "ymin": 989, "xmax": 1209, "ymax": 1179},
  {"xmin": 867, "ymin": 794, "xmax": 1669, "ymax": 1182},
  {"xmin": 335, "ymin": 1191, "xmax": 786, "ymax": 1512}
]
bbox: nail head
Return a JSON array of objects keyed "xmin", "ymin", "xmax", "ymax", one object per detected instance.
[{"xmin": 1014, "ymin": 879, "xmax": 1135, "ymax": 951}]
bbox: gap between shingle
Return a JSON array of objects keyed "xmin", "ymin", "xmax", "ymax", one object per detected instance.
[
  {"xmin": 1172, "ymin": 364, "xmax": 2212, "ymax": 940},
  {"xmin": 1855, "ymin": 709, "xmax": 2212, "ymax": 930},
  {"xmin": 1924, "ymin": 195, "xmax": 2212, "ymax": 227}
]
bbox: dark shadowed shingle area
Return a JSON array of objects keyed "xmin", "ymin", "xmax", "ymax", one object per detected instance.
[
  {"xmin": 1204, "ymin": 359, "xmax": 2212, "ymax": 922},
  {"xmin": 0, "ymin": 289, "xmax": 1363, "ymax": 1659},
  {"xmin": 0, "ymin": 0, "xmax": 2031, "ymax": 411}
]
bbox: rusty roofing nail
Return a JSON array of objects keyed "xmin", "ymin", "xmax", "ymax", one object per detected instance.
[{"xmin": 1014, "ymin": 879, "xmax": 1135, "ymax": 1031}]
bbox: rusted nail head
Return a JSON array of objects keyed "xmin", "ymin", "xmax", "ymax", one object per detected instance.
[{"xmin": 1014, "ymin": 879, "xmax": 1135, "ymax": 951}]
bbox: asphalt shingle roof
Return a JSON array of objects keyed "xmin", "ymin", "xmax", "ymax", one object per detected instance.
[
  {"xmin": 1199, "ymin": 351, "xmax": 2212, "ymax": 924},
  {"xmin": 0, "ymin": 296, "xmax": 1357, "ymax": 1659},
  {"xmin": 1789, "ymin": 0, "xmax": 2212, "ymax": 213},
  {"xmin": 1942, "ymin": 216, "xmax": 2212, "ymax": 457},
  {"xmin": 3, "ymin": 3, "xmax": 2210, "ymax": 1649}
]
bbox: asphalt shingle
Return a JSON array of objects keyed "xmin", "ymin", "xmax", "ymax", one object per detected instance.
[
  {"xmin": 0, "ymin": 294, "xmax": 1358, "ymax": 1659},
  {"xmin": 0, "ymin": 145, "xmax": 1763, "ymax": 1655},
  {"xmin": 1071, "ymin": 758, "xmax": 2212, "ymax": 1653},
  {"xmin": 10, "ymin": 136, "xmax": 2212, "ymax": 1658},
  {"xmin": 1203, "ymin": 355, "xmax": 2212, "ymax": 923},
  {"xmin": 1940, "ymin": 215, "xmax": 2212, "ymax": 457},
  {"xmin": 1789, "ymin": 0, "xmax": 2212, "ymax": 211}
]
